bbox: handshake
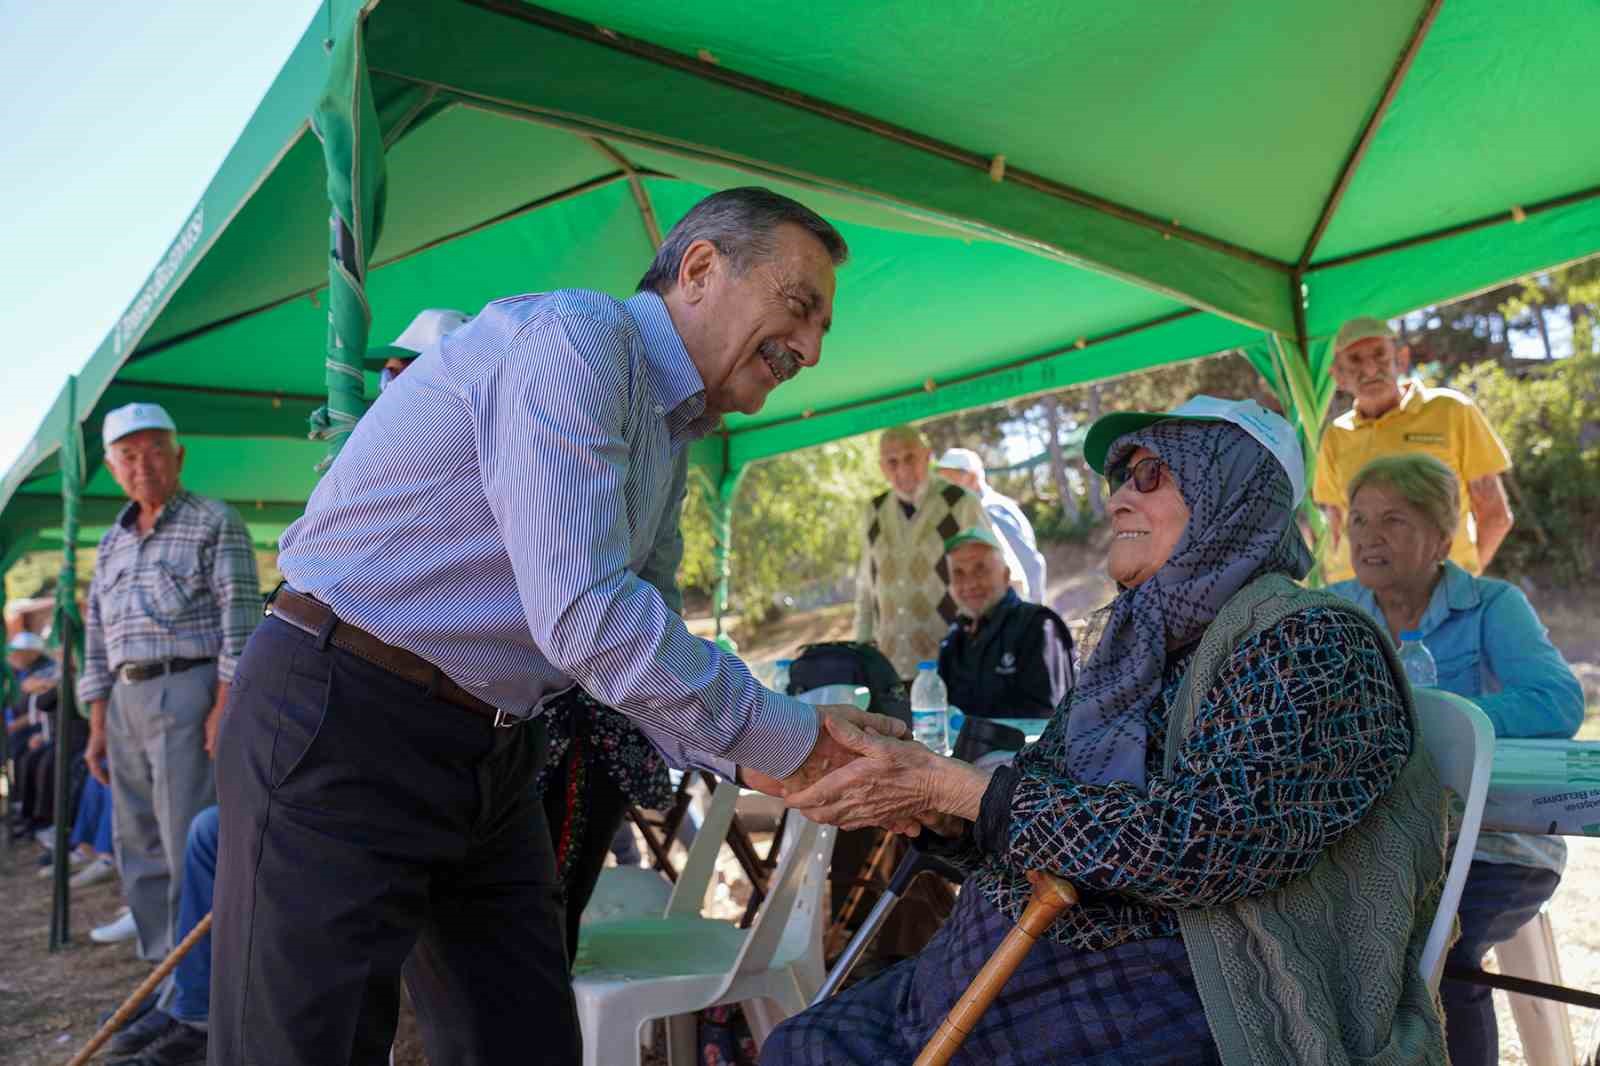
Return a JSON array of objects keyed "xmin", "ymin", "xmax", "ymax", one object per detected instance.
[{"xmin": 740, "ymin": 705, "xmax": 986, "ymax": 839}]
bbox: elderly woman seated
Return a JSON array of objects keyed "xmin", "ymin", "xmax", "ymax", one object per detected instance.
[
  {"xmin": 1326, "ymin": 451, "xmax": 1584, "ymax": 1066},
  {"xmin": 763, "ymin": 398, "xmax": 1447, "ymax": 1066}
]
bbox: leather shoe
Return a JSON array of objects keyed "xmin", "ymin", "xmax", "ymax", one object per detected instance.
[
  {"xmin": 110, "ymin": 1020, "xmax": 207, "ymax": 1066},
  {"xmin": 107, "ymin": 1009, "xmax": 180, "ymax": 1057}
]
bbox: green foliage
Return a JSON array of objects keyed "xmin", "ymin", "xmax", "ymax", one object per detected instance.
[
  {"xmin": 1449, "ymin": 351, "xmax": 1600, "ymax": 580},
  {"xmin": 679, "ymin": 437, "xmax": 881, "ymax": 626}
]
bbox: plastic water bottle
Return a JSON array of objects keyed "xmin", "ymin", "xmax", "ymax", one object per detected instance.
[
  {"xmin": 771, "ymin": 659, "xmax": 794, "ymax": 696},
  {"xmin": 1397, "ymin": 632, "xmax": 1437, "ymax": 688},
  {"xmin": 910, "ymin": 662, "xmax": 948, "ymax": 754}
]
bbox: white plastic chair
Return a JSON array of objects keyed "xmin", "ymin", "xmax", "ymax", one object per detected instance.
[
  {"xmin": 1496, "ymin": 907, "xmax": 1578, "ymax": 1066},
  {"xmin": 1414, "ymin": 688, "xmax": 1496, "ymax": 992},
  {"xmin": 572, "ymin": 778, "xmax": 836, "ymax": 1066}
]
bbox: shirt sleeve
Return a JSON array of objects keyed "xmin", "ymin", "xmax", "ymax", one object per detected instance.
[
  {"xmin": 471, "ymin": 312, "xmax": 817, "ymax": 779},
  {"xmin": 982, "ymin": 608, "xmax": 1411, "ymax": 909},
  {"xmin": 1471, "ymin": 584, "xmax": 1585, "ymax": 738},
  {"xmin": 1456, "ymin": 400, "xmax": 1512, "ymax": 482},
  {"xmin": 77, "ymin": 548, "xmax": 113, "ymax": 704},
  {"xmin": 1312, "ymin": 433, "xmax": 1345, "ymax": 508},
  {"xmin": 209, "ymin": 505, "xmax": 262, "ymax": 685},
  {"xmin": 636, "ymin": 449, "xmax": 688, "ymax": 615}
]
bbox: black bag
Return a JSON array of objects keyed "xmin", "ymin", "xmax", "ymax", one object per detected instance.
[{"xmin": 785, "ymin": 640, "xmax": 911, "ymax": 728}]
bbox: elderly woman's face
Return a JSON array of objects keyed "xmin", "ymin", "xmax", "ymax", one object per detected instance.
[
  {"xmin": 1346, "ymin": 481, "xmax": 1451, "ymax": 592},
  {"xmin": 1107, "ymin": 446, "xmax": 1190, "ymax": 588}
]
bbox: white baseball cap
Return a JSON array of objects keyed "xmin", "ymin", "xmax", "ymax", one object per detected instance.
[
  {"xmin": 1084, "ymin": 395, "xmax": 1306, "ymax": 506},
  {"xmin": 935, "ymin": 448, "xmax": 984, "ymax": 475},
  {"xmin": 102, "ymin": 402, "xmax": 178, "ymax": 448},
  {"xmin": 364, "ymin": 308, "xmax": 472, "ymax": 369},
  {"xmin": 7, "ymin": 631, "xmax": 46, "ymax": 653}
]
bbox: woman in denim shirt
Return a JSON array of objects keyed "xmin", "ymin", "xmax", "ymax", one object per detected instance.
[{"xmin": 1328, "ymin": 452, "xmax": 1585, "ymax": 1066}]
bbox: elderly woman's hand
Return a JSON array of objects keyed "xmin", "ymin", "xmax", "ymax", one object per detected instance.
[{"xmin": 785, "ymin": 713, "xmax": 994, "ymax": 832}]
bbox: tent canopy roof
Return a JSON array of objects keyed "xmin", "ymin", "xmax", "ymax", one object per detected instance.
[{"xmin": 4, "ymin": 0, "xmax": 1597, "ymax": 559}]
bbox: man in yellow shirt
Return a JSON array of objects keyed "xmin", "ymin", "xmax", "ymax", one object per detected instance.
[{"xmin": 1314, "ymin": 316, "xmax": 1514, "ymax": 582}]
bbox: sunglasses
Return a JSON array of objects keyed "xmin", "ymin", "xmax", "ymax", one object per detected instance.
[{"xmin": 1107, "ymin": 456, "xmax": 1165, "ymax": 495}]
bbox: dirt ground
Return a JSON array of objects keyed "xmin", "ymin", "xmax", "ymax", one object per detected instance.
[{"xmin": 4, "ymin": 532, "xmax": 1597, "ymax": 1064}]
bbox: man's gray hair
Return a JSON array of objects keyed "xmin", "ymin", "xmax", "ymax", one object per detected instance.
[
  {"xmin": 637, "ymin": 187, "xmax": 848, "ymax": 294},
  {"xmin": 1348, "ymin": 452, "xmax": 1460, "ymax": 540}
]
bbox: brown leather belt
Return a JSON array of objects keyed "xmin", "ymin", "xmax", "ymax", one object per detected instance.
[
  {"xmin": 115, "ymin": 657, "xmax": 214, "ymax": 684},
  {"xmin": 266, "ymin": 586, "xmax": 512, "ymax": 726}
]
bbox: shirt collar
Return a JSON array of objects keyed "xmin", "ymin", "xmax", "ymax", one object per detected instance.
[
  {"xmin": 624, "ymin": 290, "xmax": 712, "ymax": 441},
  {"xmin": 115, "ymin": 488, "xmax": 191, "ymax": 534},
  {"xmin": 1346, "ymin": 560, "xmax": 1477, "ymax": 638}
]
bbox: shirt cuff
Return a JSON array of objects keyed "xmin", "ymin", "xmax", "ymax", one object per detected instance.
[
  {"xmin": 973, "ymin": 764, "xmax": 1020, "ymax": 856},
  {"xmin": 76, "ymin": 673, "xmax": 112, "ymax": 705},
  {"xmin": 217, "ymin": 654, "xmax": 238, "ymax": 685},
  {"xmin": 726, "ymin": 691, "xmax": 819, "ymax": 780}
]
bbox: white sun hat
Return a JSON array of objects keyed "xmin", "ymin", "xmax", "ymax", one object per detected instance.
[
  {"xmin": 102, "ymin": 403, "xmax": 178, "ymax": 448},
  {"xmin": 1084, "ymin": 395, "xmax": 1306, "ymax": 506}
]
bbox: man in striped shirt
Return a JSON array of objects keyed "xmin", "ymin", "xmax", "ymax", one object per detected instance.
[
  {"xmin": 78, "ymin": 402, "xmax": 260, "ymax": 964},
  {"xmin": 211, "ymin": 187, "xmax": 906, "ymax": 1065}
]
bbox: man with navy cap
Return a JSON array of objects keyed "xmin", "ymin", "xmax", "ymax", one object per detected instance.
[{"xmin": 78, "ymin": 402, "xmax": 259, "ymax": 963}]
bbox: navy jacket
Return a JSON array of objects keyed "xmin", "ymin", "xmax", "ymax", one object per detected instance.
[{"xmin": 937, "ymin": 590, "xmax": 1073, "ymax": 719}]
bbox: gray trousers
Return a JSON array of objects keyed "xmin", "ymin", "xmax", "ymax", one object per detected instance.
[{"xmin": 107, "ymin": 664, "xmax": 217, "ymax": 960}]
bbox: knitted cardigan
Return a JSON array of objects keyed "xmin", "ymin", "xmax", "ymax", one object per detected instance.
[{"xmin": 1173, "ymin": 573, "xmax": 1449, "ymax": 1066}]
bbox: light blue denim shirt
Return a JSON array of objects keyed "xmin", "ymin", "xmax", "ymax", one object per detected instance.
[{"xmin": 1329, "ymin": 561, "xmax": 1585, "ymax": 872}]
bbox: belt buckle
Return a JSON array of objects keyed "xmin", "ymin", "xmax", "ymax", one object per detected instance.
[{"xmin": 492, "ymin": 709, "xmax": 517, "ymax": 729}]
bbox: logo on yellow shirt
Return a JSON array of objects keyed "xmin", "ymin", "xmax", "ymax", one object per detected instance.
[{"xmin": 1403, "ymin": 433, "xmax": 1445, "ymax": 445}]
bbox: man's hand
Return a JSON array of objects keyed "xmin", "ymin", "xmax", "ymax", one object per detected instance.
[
  {"xmin": 785, "ymin": 714, "xmax": 995, "ymax": 832},
  {"xmin": 21, "ymin": 675, "xmax": 55, "ymax": 696},
  {"xmin": 741, "ymin": 704, "xmax": 908, "ymax": 800},
  {"xmin": 204, "ymin": 681, "xmax": 231, "ymax": 758},
  {"xmin": 85, "ymin": 727, "xmax": 110, "ymax": 785},
  {"xmin": 84, "ymin": 698, "xmax": 110, "ymax": 785}
]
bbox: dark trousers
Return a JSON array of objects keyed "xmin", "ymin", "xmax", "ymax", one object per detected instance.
[
  {"xmin": 1440, "ymin": 859, "xmax": 1562, "ymax": 1066},
  {"xmin": 211, "ymin": 616, "xmax": 576, "ymax": 1066},
  {"xmin": 539, "ymin": 739, "xmax": 632, "ymax": 963}
]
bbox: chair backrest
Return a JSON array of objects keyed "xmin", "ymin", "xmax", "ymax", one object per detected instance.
[
  {"xmin": 1413, "ymin": 688, "xmax": 1496, "ymax": 991},
  {"xmin": 722, "ymin": 811, "xmax": 836, "ymax": 995},
  {"xmin": 664, "ymin": 775, "xmax": 741, "ymax": 918}
]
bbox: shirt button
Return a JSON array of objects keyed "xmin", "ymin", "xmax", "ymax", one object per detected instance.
[{"xmin": 654, "ymin": 404, "xmax": 664, "ymax": 415}]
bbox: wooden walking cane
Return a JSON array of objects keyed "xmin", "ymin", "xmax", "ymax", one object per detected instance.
[
  {"xmin": 913, "ymin": 872, "xmax": 1078, "ymax": 1066},
  {"xmin": 67, "ymin": 912, "xmax": 213, "ymax": 1066}
]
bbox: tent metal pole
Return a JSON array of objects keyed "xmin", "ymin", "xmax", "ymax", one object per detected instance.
[
  {"xmin": 459, "ymin": 0, "xmax": 1290, "ymax": 275},
  {"xmin": 49, "ymin": 375, "xmax": 85, "ymax": 951},
  {"xmin": 1297, "ymin": 0, "xmax": 1443, "ymax": 271}
]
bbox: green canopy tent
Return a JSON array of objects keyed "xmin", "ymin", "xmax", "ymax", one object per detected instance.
[{"xmin": 6, "ymin": 0, "xmax": 1599, "ymax": 942}]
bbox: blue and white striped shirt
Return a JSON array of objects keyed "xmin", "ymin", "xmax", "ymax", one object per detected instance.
[{"xmin": 277, "ymin": 290, "xmax": 817, "ymax": 779}]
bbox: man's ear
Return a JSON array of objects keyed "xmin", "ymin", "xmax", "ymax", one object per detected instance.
[
  {"xmin": 1395, "ymin": 344, "xmax": 1412, "ymax": 375},
  {"xmin": 675, "ymin": 239, "xmax": 719, "ymax": 306}
]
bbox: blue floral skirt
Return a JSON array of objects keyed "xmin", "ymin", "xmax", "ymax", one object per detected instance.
[{"xmin": 762, "ymin": 888, "xmax": 1220, "ymax": 1066}]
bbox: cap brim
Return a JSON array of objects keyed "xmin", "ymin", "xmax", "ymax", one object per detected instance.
[{"xmin": 1083, "ymin": 412, "xmax": 1178, "ymax": 474}]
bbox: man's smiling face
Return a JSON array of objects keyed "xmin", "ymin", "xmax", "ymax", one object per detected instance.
[{"xmin": 686, "ymin": 222, "xmax": 836, "ymax": 418}]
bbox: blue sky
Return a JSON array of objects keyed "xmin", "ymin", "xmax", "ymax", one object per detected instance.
[{"xmin": 0, "ymin": 0, "xmax": 321, "ymax": 472}]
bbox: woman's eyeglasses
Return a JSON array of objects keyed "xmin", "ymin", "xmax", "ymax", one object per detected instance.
[{"xmin": 1107, "ymin": 456, "xmax": 1165, "ymax": 494}]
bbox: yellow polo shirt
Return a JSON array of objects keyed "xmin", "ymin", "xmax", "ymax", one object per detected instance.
[{"xmin": 1314, "ymin": 381, "xmax": 1511, "ymax": 582}]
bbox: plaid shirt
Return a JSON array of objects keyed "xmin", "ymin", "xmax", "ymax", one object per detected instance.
[
  {"xmin": 78, "ymin": 489, "xmax": 261, "ymax": 703},
  {"xmin": 959, "ymin": 606, "xmax": 1411, "ymax": 951}
]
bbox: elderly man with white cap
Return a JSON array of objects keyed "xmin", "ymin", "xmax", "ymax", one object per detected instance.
[
  {"xmin": 936, "ymin": 447, "xmax": 1047, "ymax": 603},
  {"xmin": 1313, "ymin": 316, "xmax": 1513, "ymax": 583},
  {"xmin": 78, "ymin": 402, "xmax": 260, "ymax": 961}
]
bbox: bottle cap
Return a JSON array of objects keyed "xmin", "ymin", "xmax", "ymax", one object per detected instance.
[
  {"xmin": 917, "ymin": 660, "xmax": 936, "ymax": 670},
  {"xmin": 1399, "ymin": 631, "xmax": 1423, "ymax": 642}
]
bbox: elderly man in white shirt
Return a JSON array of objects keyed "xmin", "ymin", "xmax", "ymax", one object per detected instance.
[{"xmin": 937, "ymin": 447, "xmax": 1047, "ymax": 603}]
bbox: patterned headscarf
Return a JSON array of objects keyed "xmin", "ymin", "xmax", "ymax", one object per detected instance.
[{"xmin": 1062, "ymin": 419, "xmax": 1313, "ymax": 790}]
